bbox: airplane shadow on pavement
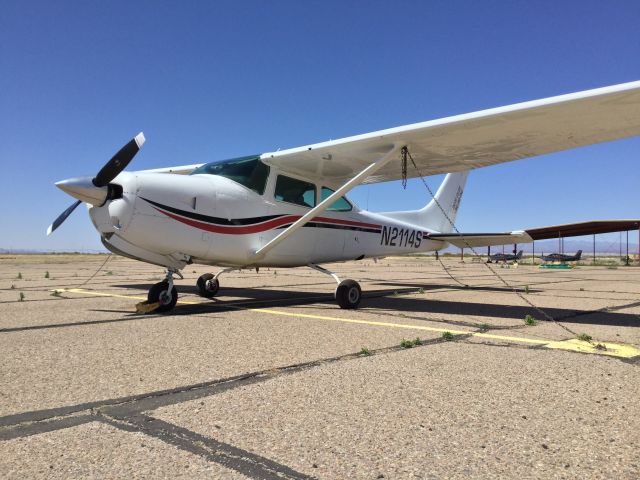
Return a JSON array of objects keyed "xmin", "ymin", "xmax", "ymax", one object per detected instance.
[{"xmin": 109, "ymin": 283, "xmax": 640, "ymax": 328}]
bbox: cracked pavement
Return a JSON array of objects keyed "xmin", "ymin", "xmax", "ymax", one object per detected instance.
[{"xmin": 1, "ymin": 254, "xmax": 639, "ymax": 478}]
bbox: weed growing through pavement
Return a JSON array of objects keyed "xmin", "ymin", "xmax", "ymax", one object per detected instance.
[
  {"xmin": 17, "ymin": 272, "xmax": 22, "ymax": 279},
  {"xmin": 19, "ymin": 292, "xmax": 25, "ymax": 302},
  {"xmin": 417, "ymin": 287, "xmax": 425, "ymax": 294},
  {"xmin": 478, "ymin": 323, "xmax": 490, "ymax": 332},
  {"xmin": 524, "ymin": 315, "xmax": 537, "ymax": 326},
  {"xmin": 400, "ymin": 339, "xmax": 413, "ymax": 348},
  {"xmin": 577, "ymin": 333, "xmax": 593, "ymax": 342},
  {"xmin": 524, "ymin": 285, "xmax": 530, "ymax": 294},
  {"xmin": 105, "ymin": 271, "xmax": 113, "ymax": 275},
  {"xmin": 360, "ymin": 347, "xmax": 372, "ymax": 356},
  {"xmin": 10, "ymin": 284, "xmax": 15, "ymax": 289},
  {"xmin": 400, "ymin": 338, "xmax": 423, "ymax": 348},
  {"xmin": 50, "ymin": 290, "xmax": 61, "ymax": 297},
  {"xmin": 441, "ymin": 331, "xmax": 454, "ymax": 341},
  {"xmin": 44, "ymin": 271, "xmax": 50, "ymax": 279}
]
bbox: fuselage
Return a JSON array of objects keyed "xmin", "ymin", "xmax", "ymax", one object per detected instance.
[
  {"xmin": 90, "ymin": 166, "xmax": 445, "ymax": 270},
  {"xmin": 541, "ymin": 251, "xmax": 582, "ymax": 262},
  {"xmin": 489, "ymin": 250, "xmax": 523, "ymax": 263}
]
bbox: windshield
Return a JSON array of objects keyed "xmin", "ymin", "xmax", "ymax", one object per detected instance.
[{"xmin": 191, "ymin": 155, "xmax": 269, "ymax": 195}]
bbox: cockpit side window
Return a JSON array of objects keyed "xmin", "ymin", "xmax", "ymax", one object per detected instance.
[
  {"xmin": 321, "ymin": 187, "xmax": 353, "ymax": 211},
  {"xmin": 190, "ymin": 155, "xmax": 270, "ymax": 195},
  {"xmin": 274, "ymin": 175, "xmax": 316, "ymax": 208}
]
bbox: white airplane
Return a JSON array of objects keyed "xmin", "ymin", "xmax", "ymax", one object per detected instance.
[{"xmin": 48, "ymin": 81, "xmax": 640, "ymax": 312}]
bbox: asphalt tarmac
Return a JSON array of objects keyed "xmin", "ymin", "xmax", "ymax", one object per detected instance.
[{"xmin": 1, "ymin": 254, "xmax": 639, "ymax": 479}]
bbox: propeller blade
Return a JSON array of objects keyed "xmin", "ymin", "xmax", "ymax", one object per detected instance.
[
  {"xmin": 46, "ymin": 200, "xmax": 82, "ymax": 236},
  {"xmin": 93, "ymin": 132, "xmax": 145, "ymax": 187}
]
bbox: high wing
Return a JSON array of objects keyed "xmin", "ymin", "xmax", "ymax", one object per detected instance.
[
  {"xmin": 261, "ymin": 80, "xmax": 640, "ymax": 185},
  {"xmin": 429, "ymin": 220, "xmax": 640, "ymax": 249}
]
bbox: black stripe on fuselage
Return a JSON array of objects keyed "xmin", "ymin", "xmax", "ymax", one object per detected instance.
[
  {"xmin": 276, "ymin": 222, "xmax": 381, "ymax": 234},
  {"xmin": 141, "ymin": 197, "xmax": 283, "ymax": 226},
  {"xmin": 142, "ymin": 197, "xmax": 381, "ymax": 233}
]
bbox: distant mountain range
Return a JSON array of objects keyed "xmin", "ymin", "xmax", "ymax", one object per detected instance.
[{"xmin": 0, "ymin": 248, "xmax": 107, "ymax": 254}]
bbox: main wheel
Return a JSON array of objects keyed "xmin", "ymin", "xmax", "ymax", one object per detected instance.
[
  {"xmin": 148, "ymin": 281, "xmax": 178, "ymax": 312},
  {"xmin": 335, "ymin": 279, "xmax": 362, "ymax": 309},
  {"xmin": 197, "ymin": 273, "xmax": 219, "ymax": 298}
]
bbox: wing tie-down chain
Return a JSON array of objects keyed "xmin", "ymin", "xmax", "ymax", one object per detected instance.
[
  {"xmin": 401, "ymin": 147, "xmax": 582, "ymax": 339},
  {"xmin": 401, "ymin": 147, "xmax": 408, "ymax": 189}
]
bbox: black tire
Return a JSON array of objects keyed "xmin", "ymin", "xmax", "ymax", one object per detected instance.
[
  {"xmin": 148, "ymin": 281, "xmax": 178, "ymax": 312},
  {"xmin": 335, "ymin": 279, "xmax": 362, "ymax": 309},
  {"xmin": 197, "ymin": 273, "xmax": 219, "ymax": 298}
]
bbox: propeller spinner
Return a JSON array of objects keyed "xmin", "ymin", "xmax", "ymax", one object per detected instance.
[{"xmin": 47, "ymin": 132, "xmax": 145, "ymax": 235}]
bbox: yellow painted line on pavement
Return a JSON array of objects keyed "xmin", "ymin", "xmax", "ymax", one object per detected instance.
[
  {"xmin": 57, "ymin": 288, "xmax": 640, "ymax": 359},
  {"xmin": 250, "ymin": 308, "xmax": 640, "ymax": 358},
  {"xmin": 545, "ymin": 338, "xmax": 640, "ymax": 358},
  {"xmin": 54, "ymin": 288, "xmax": 203, "ymax": 305}
]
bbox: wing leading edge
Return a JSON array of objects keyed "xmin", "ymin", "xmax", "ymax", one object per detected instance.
[{"xmin": 262, "ymin": 80, "xmax": 640, "ymax": 185}]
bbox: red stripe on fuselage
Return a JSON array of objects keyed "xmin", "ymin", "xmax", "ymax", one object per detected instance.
[
  {"xmin": 314, "ymin": 216, "xmax": 381, "ymax": 230},
  {"xmin": 152, "ymin": 207, "xmax": 382, "ymax": 234}
]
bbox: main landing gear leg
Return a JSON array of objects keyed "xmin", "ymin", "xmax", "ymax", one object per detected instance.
[
  {"xmin": 148, "ymin": 268, "xmax": 181, "ymax": 312},
  {"xmin": 309, "ymin": 264, "xmax": 362, "ymax": 309},
  {"xmin": 196, "ymin": 267, "xmax": 238, "ymax": 298}
]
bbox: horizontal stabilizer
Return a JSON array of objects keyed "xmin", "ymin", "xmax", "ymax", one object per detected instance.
[
  {"xmin": 428, "ymin": 219, "xmax": 640, "ymax": 249},
  {"xmin": 428, "ymin": 231, "xmax": 532, "ymax": 248}
]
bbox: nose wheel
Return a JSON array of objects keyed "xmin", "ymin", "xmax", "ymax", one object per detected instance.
[
  {"xmin": 146, "ymin": 268, "xmax": 181, "ymax": 313},
  {"xmin": 197, "ymin": 273, "xmax": 220, "ymax": 298},
  {"xmin": 148, "ymin": 281, "xmax": 178, "ymax": 312}
]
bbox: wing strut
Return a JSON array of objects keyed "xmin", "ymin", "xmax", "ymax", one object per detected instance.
[{"xmin": 252, "ymin": 144, "xmax": 403, "ymax": 260}]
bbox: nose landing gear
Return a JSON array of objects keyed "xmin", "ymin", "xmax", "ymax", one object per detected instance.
[{"xmin": 147, "ymin": 269, "xmax": 181, "ymax": 312}]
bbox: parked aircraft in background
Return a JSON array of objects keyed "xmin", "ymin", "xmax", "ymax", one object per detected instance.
[
  {"xmin": 47, "ymin": 81, "xmax": 640, "ymax": 312},
  {"xmin": 541, "ymin": 250, "xmax": 583, "ymax": 263},
  {"xmin": 487, "ymin": 250, "xmax": 523, "ymax": 264}
]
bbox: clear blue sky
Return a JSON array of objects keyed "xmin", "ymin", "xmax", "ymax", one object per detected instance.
[{"xmin": 1, "ymin": 0, "xmax": 639, "ymax": 251}]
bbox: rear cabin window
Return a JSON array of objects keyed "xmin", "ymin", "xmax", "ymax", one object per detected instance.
[
  {"xmin": 321, "ymin": 187, "xmax": 353, "ymax": 212},
  {"xmin": 274, "ymin": 175, "xmax": 316, "ymax": 208},
  {"xmin": 190, "ymin": 155, "xmax": 270, "ymax": 195}
]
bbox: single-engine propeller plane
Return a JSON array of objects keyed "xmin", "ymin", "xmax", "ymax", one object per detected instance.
[
  {"xmin": 541, "ymin": 250, "xmax": 583, "ymax": 264},
  {"xmin": 48, "ymin": 81, "xmax": 640, "ymax": 311},
  {"xmin": 487, "ymin": 250, "xmax": 524, "ymax": 265}
]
